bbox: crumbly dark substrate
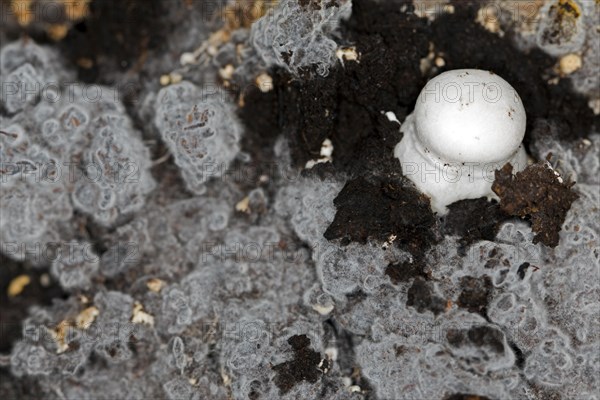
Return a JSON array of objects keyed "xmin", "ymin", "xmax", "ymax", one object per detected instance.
[{"xmin": 493, "ymin": 161, "xmax": 580, "ymax": 247}]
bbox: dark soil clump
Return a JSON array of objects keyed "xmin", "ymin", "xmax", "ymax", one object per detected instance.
[
  {"xmin": 386, "ymin": 259, "xmax": 427, "ymax": 285},
  {"xmin": 281, "ymin": 0, "xmax": 429, "ymax": 171},
  {"xmin": 324, "ymin": 177, "xmax": 438, "ymax": 257},
  {"xmin": 447, "ymin": 325, "xmax": 505, "ymax": 355},
  {"xmin": 273, "ymin": 334, "xmax": 328, "ymax": 394},
  {"xmin": 456, "ymin": 275, "xmax": 492, "ymax": 315},
  {"xmin": 406, "ymin": 277, "xmax": 446, "ymax": 315},
  {"xmin": 444, "ymin": 394, "xmax": 492, "ymax": 400},
  {"xmin": 517, "ymin": 262, "xmax": 531, "ymax": 280},
  {"xmin": 492, "ymin": 161, "xmax": 579, "ymax": 247},
  {"xmin": 443, "ymin": 198, "xmax": 509, "ymax": 255}
]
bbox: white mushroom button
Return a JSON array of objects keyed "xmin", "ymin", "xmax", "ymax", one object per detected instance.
[{"xmin": 394, "ymin": 69, "xmax": 528, "ymax": 215}]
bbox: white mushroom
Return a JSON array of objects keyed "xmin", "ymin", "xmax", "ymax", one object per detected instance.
[{"xmin": 394, "ymin": 69, "xmax": 528, "ymax": 215}]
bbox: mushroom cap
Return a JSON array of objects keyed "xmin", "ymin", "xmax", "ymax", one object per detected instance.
[{"xmin": 414, "ymin": 69, "xmax": 526, "ymax": 163}]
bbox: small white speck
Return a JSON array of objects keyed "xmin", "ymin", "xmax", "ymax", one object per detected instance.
[
  {"xmin": 320, "ymin": 139, "xmax": 334, "ymax": 157},
  {"xmin": 180, "ymin": 52, "xmax": 196, "ymax": 66},
  {"xmin": 325, "ymin": 347, "xmax": 338, "ymax": 361},
  {"xmin": 545, "ymin": 161, "xmax": 564, "ymax": 184},
  {"xmin": 349, "ymin": 385, "xmax": 362, "ymax": 393},
  {"xmin": 312, "ymin": 303, "xmax": 334, "ymax": 315},
  {"xmin": 306, "ymin": 139, "xmax": 334, "ymax": 169},
  {"xmin": 385, "ymin": 111, "xmax": 401, "ymax": 125},
  {"xmin": 336, "ymin": 47, "xmax": 360, "ymax": 66}
]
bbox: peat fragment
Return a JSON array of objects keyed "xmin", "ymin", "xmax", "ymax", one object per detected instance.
[
  {"xmin": 456, "ymin": 275, "xmax": 492, "ymax": 315},
  {"xmin": 492, "ymin": 161, "xmax": 579, "ymax": 247},
  {"xmin": 273, "ymin": 335, "xmax": 328, "ymax": 394},
  {"xmin": 406, "ymin": 277, "xmax": 446, "ymax": 315},
  {"xmin": 324, "ymin": 177, "xmax": 437, "ymax": 257},
  {"xmin": 444, "ymin": 198, "xmax": 509, "ymax": 254}
]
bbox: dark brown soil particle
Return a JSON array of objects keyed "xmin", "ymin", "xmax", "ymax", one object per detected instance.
[
  {"xmin": 443, "ymin": 198, "xmax": 508, "ymax": 255},
  {"xmin": 324, "ymin": 176, "xmax": 438, "ymax": 258},
  {"xmin": 406, "ymin": 277, "xmax": 446, "ymax": 315},
  {"xmin": 517, "ymin": 262, "xmax": 531, "ymax": 280},
  {"xmin": 446, "ymin": 325, "xmax": 506, "ymax": 355},
  {"xmin": 444, "ymin": 394, "xmax": 492, "ymax": 400},
  {"xmin": 385, "ymin": 259, "xmax": 427, "ymax": 285},
  {"xmin": 456, "ymin": 276, "xmax": 492, "ymax": 315},
  {"xmin": 492, "ymin": 161, "xmax": 579, "ymax": 247},
  {"xmin": 273, "ymin": 335, "xmax": 327, "ymax": 394}
]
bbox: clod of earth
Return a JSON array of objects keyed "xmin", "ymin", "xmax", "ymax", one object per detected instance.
[
  {"xmin": 492, "ymin": 160, "xmax": 579, "ymax": 247},
  {"xmin": 324, "ymin": 176, "xmax": 437, "ymax": 258},
  {"xmin": 273, "ymin": 335, "xmax": 328, "ymax": 394}
]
